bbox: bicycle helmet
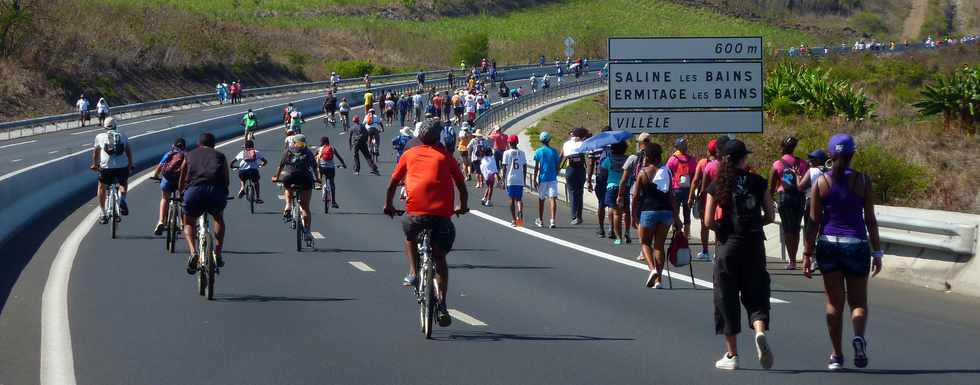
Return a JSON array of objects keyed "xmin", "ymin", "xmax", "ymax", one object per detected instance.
[
  {"xmin": 103, "ymin": 116, "xmax": 117, "ymax": 129},
  {"xmin": 353, "ymin": 115, "xmax": 361, "ymax": 123}
]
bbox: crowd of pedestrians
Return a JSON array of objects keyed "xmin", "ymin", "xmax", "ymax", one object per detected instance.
[{"xmin": 782, "ymin": 33, "xmax": 979, "ymax": 56}]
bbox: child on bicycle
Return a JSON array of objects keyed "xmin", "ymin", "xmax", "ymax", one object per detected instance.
[
  {"xmin": 316, "ymin": 136, "xmax": 347, "ymax": 209},
  {"xmin": 153, "ymin": 138, "xmax": 186, "ymax": 235},
  {"xmin": 232, "ymin": 140, "xmax": 268, "ymax": 204}
]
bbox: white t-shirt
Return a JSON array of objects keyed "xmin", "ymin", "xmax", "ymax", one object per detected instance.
[
  {"xmin": 652, "ymin": 165, "xmax": 672, "ymax": 193},
  {"xmin": 76, "ymin": 98, "xmax": 89, "ymax": 112},
  {"xmin": 480, "ymin": 156, "xmax": 498, "ymax": 179},
  {"xmin": 501, "ymin": 149, "xmax": 527, "ymax": 186},
  {"xmin": 234, "ymin": 149, "xmax": 266, "ymax": 171},
  {"xmin": 412, "ymin": 94, "xmax": 423, "ymax": 107},
  {"xmin": 562, "ymin": 139, "xmax": 584, "ymax": 157},
  {"xmin": 464, "ymin": 95, "xmax": 477, "ymax": 111},
  {"xmin": 97, "ymin": 101, "xmax": 109, "ymax": 114},
  {"xmin": 93, "ymin": 130, "xmax": 129, "ymax": 169},
  {"xmin": 806, "ymin": 167, "xmax": 825, "ymax": 198}
]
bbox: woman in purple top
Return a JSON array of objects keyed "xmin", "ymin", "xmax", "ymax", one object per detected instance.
[{"xmin": 802, "ymin": 134, "xmax": 883, "ymax": 371}]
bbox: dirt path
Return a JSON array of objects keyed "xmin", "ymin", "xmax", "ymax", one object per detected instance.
[{"xmin": 902, "ymin": 0, "xmax": 929, "ymax": 40}]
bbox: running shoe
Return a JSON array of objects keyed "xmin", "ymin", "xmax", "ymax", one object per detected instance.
[
  {"xmin": 186, "ymin": 254, "xmax": 198, "ymax": 275},
  {"xmin": 370, "ymin": 170, "xmax": 380, "ymax": 176},
  {"xmin": 608, "ymin": 232, "xmax": 617, "ymax": 239},
  {"xmin": 645, "ymin": 270, "xmax": 657, "ymax": 287},
  {"xmin": 852, "ymin": 336, "xmax": 869, "ymax": 368},
  {"xmin": 516, "ymin": 218, "xmax": 525, "ymax": 227},
  {"xmin": 437, "ymin": 301, "xmax": 452, "ymax": 327},
  {"xmin": 549, "ymin": 220, "xmax": 556, "ymax": 229},
  {"xmin": 402, "ymin": 274, "xmax": 418, "ymax": 287},
  {"xmin": 636, "ymin": 253, "xmax": 646, "ymax": 261},
  {"xmin": 153, "ymin": 222, "xmax": 165, "ymax": 236},
  {"xmin": 353, "ymin": 171, "xmax": 360, "ymax": 176},
  {"xmin": 511, "ymin": 220, "xmax": 518, "ymax": 227},
  {"xmin": 216, "ymin": 254, "xmax": 225, "ymax": 268},
  {"xmin": 98, "ymin": 215, "xmax": 108, "ymax": 225},
  {"xmin": 256, "ymin": 198, "xmax": 264, "ymax": 204},
  {"xmin": 695, "ymin": 251, "xmax": 712, "ymax": 261},
  {"xmin": 827, "ymin": 354, "xmax": 844, "ymax": 371},
  {"xmin": 119, "ymin": 200, "xmax": 129, "ymax": 216},
  {"xmin": 331, "ymin": 202, "xmax": 339, "ymax": 209},
  {"xmin": 653, "ymin": 281, "xmax": 663, "ymax": 289},
  {"xmin": 613, "ymin": 239, "xmax": 623, "ymax": 245},
  {"xmin": 715, "ymin": 353, "xmax": 739, "ymax": 370},
  {"xmin": 786, "ymin": 261, "xmax": 797, "ymax": 270},
  {"xmin": 756, "ymin": 332, "xmax": 774, "ymax": 369},
  {"xmin": 624, "ymin": 234, "xmax": 631, "ymax": 244},
  {"xmin": 571, "ymin": 218, "xmax": 582, "ymax": 225},
  {"xmin": 237, "ymin": 190, "xmax": 245, "ymax": 199},
  {"xmin": 597, "ymin": 229, "xmax": 606, "ymax": 238},
  {"xmin": 535, "ymin": 218, "xmax": 543, "ymax": 228}
]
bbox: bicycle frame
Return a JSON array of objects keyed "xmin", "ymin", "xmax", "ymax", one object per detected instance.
[
  {"xmin": 196, "ymin": 213, "xmax": 216, "ymax": 300},
  {"xmin": 415, "ymin": 229, "xmax": 436, "ymax": 338}
]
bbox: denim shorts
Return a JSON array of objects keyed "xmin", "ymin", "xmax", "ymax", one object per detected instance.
[
  {"xmin": 815, "ymin": 238, "xmax": 871, "ymax": 277},
  {"xmin": 160, "ymin": 176, "xmax": 178, "ymax": 194},
  {"xmin": 639, "ymin": 210, "xmax": 673, "ymax": 228}
]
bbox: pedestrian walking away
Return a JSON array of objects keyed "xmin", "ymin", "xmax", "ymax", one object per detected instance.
[
  {"xmin": 533, "ymin": 132, "xmax": 561, "ymax": 228},
  {"xmin": 802, "ymin": 134, "xmax": 883, "ymax": 371},
  {"xmin": 562, "ymin": 128, "xmax": 589, "ymax": 225},
  {"xmin": 629, "ymin": 143, "xmax": 682, "ymax": 288},
  {"xmin": 688, "ymin": 139, "xmax": 719, "ymax": 261},
  {"xmin": 704, "ymin": 139, "xmax": 775, "ymax": 371},
  {"xmin": 502, "ymin": 135, "xmax": 527, "ymax": 226},
  {"xmin": 769, "ymin": 136, "xmax": 809, "ymax": 270},
  {"xmin": 602, "ymin": 140, "xmax": 630, "ymax": 245},
  {"xmin": 587, "ymin": 126, "xmax": 613, "ymax": 238},
  {"xmin": 667, "ymin": 138, "xmax": 697, "ymax": 236}
]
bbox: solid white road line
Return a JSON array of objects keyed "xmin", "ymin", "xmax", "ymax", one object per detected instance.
[
  {"xmin": 448, "ymin": 309, "xmax": 487, "ymax": 326},
  {"xmin": 348, "ymin": 261, "xmax": 375, "ymax": 272},
  {"xmin": 118, "ymin": 116, "xmax": 170, "ymax": 127},
  {"xmin": 0, "ymin": 140, "xmax": 37, "ymax": 149},
  {"xmin": 39, "ymin": 117, "xmax": 313, "ymax": 385},
  {"xmin": 311, "ymin": 231, "xmax": 325, "ymax": 240},
  {"xmin": 468, "ymin": 210, "xmax": 790, "ymax": 304},
  {"xmin": 69, "ymin": 128, "xmax": 101, "ymax": 136}
]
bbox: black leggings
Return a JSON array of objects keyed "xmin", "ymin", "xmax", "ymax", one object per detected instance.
[
  {"xmin": 352, "ymin": 142, "xmax": 377, "ymax": 173},
  {"xmin": 713, "ymin": 233, "xmax": 771, "ymax": 335}
]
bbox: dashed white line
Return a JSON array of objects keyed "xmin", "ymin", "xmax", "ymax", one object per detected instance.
[
  {"xmin": 118, "ymin": 115, "xmax": 170, "ymax": 127},
  {"xmin": 11, "ymin": 158, "xmax": 23, "ymax": 163},
  {"xmin": 311, "ymin": 231, "xmax": 325, "ymax": 240},
  {"xmin": 448, "ymin": 309, "xmax": 487, "ymax": 326},
  {"xmin": 49, "ymin": 150, "xmax": 59, "ymax": 154},
  {"xmin": 468, "ymin": 210, "xmax": 790, "ymax": 304},
  {"xmin": 348, "ymin": 261, "xmax": 375, "ymax": 272},
  {"xmin": 70, "ymin": 128, "xmax": 101, "ymax": 136},
  {"xmin": 0, "ymin": 140, "xmax": 37, "ymax": 149}
]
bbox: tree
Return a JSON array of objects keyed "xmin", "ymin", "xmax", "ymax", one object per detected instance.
[
  {"xmin": 452, "ymin": 33, "xmax": 488, "ymax": 68},
  {"xmin": 914, "ymin": 66, "xmax": 979, "ymax": 135},
  {"xmin": 0, "ymin": 0, "xmax": 32, "ymax": 57}
]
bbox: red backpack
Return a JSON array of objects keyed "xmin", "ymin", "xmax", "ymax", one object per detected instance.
[
  {"xmin": 243, "ymin": 149, "xmax": 257, "ymax": 162},
  {"xmin": 671, "ymin": 155, "xmax": 693, "ymax": 188},
  {"xmin": 319, "ymin": 145, "xmax": 334, "ymax": 161},
  {"xmin": 160, "ymin": 150, "xmax": 184, "ymax": 178}
]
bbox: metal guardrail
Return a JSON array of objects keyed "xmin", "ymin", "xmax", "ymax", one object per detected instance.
[
  {"xmin": 0, "ymin": 60, "xmax": 599, "ymax": 139},
  {"xmin": 474, "ymin": 76, "xmax": 605, "ymax": 133},
  {"xmin": 877, "ymin": 215, "xmax": 978, "ymax": 256},
  {"xmin": 774, "ymin": 37, "xmax": 979, "ymax": 57}
]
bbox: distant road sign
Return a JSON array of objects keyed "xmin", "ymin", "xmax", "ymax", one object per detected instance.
[
  {"xmin": 608, "ymin": 62, "xmax": 763, "ymax": 109},
  {"xmin": 565, "ymin": 46, "xmax": 574, "ymax": 58},
  {"xmin": 609, "ymin": 110, "xmax": 763, "ymax": 134},
  {"xmin": 608, "ymin": 37, "xmax": 763, "ymax": 61},
  {"xmin": 564, "ymin": 36, "xmax": 575, "ymax": 47}
]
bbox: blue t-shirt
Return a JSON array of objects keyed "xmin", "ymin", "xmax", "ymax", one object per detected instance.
[
  {"xmin": 533, "ymin": 146, "xmax": 560, "ymax": 182},
  {"xmin": 602, "ymin": 154, "xmax": 627, "ymax": 189}
]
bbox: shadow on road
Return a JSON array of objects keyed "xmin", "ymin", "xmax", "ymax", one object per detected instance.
[
  {"xmin": 443, "ymin": 331, "xmax": 633, "ymax": 342},
  {"xmin": 215, "ymin": 294, "xmax": 356, "ymax": 303},
  {"xmin": 316, "ymin": 248, "xmax": 402, "ymax": 253},
  {"xmin": 223, "ymin": 250, "xmax": 282, "ymax": 255},
  {"xmin": 743, "ymin": 368, "xmax": 980, "ymax": 375},
  {"xmin": 449, "ymin": 264, "xmax": 552, "ymax": 270}
]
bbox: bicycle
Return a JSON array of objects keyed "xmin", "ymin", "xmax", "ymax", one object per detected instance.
[
  {"xmin": 152, "ymin": 176, "xmax": 183, "ymax": 253},
  {"xmin": 390, "ymin": 210, "xmax": 437, "ymax": 338},
  {"xmin": 232, "ymin": 163, "xmax": 263, "ymax": 214},
  {"xmin": 283, "ymin": 185, "xmax": 316, "ymax": 252},
  {"xmin": 194, "ymin": 212, "xmax": 218, "ymax": 300},
  {"xmin": 102, "ymin": 181, "xmax": 122, "ymax": 239}
]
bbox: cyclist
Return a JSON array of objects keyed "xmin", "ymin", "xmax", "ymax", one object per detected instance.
[
  {"xmin": 179, "ymin": 132, "xmax": 230, "ymax": 274},
  {"xmin": 384, "ymin": 119, "xmax": 469, "ymax": 328},
  {"xmin": 348, "ymin": 115, "xmax": 379, "ymax": 175},
  {"xmin": 316, "ymin": 136, "xmax": 347, "ymax": 209},
  {"xmin": 364, "ymin": 108, "xmax": 384, "ymax": 160},
  {"xmin": 90, "ymin": 117, "xmax": 133, "ymax": 223},
  {"xmin": 153, "ymin": 138, "xmax": 187, "ymax": 235},
  {"xmin": 338, "ymin": 97, "xmax": 351, "ymax": 132},
  {"xmin": 392, "ymin": 126, "xmax": 413, "ymax": 165},
  {"xmin": 232, "ymin": 140, "xmax": 268, "ymax": 203},
  {"xmin": 272, "ymin": 134, "xmax": 320, "ymax": 241},
  {"xmin": 241, "ymin": 109, "xmax": 258, "ymax": 141},
  {"xmin": 329, "ymin": 72, "xmax": 341, "ymax": 92},
  {"xmin": 363, "ymin": 89, "xmax": 375, "ymax": 112},
  {"xmin": 282, "ymin": 103, "xmax": 295, "ymax": 126},
  {"xmin": 323, "ymin": 91, "xmax": 338, "ymax": 127},
  {"xmin": 363, "ymin": 74, "xmax": 371, "ymax": 90},
  {"xmin": 288, "ymin": 110, "xmax": 305, "ymax": 133}
]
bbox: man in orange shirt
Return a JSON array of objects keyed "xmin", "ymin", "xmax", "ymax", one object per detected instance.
[{"xmin": 385, "ymin": 119, "xmax": 469, "ymax": 327}]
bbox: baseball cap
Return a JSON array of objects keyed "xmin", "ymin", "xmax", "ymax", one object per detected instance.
[
  {"xmin": 507, "ymin": 134, "xmax": 519, "ymax": 144},
  {"xmin": 103, "ymin": 117, "xmax": 116, "ymax": 129},
  {"xmin": 828, "ymin": 134, "xmax": 855, "ymax": 156},
  {"xmin": 637, "ymin": 132, "xmax": 651, "ymax": 143},
  {"xmin": 539, "ymin": 131, "xmax": 552, "ymax": 143},
  {"xmin": 723, "ymin": 139, "xmax": 751, "ymax": 158},
  {"xmin": 674, "ymin": 137, "xmax": 687, "ymax": 148},
  {"xmin": 808, "ymin": 149, "xmax": 828, "ymax": 162},
  {"xmin": 292, "ymin": 134, "xmax": 307, "ymax": 143},
  {"xmin": 707, "ymin": 139, "xmax": 718, "ymax": 154}
]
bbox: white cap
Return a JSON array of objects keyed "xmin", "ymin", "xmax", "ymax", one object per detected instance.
[{"xmin": 103, "ymin": 117, "xmax": 117, "ymax": 129}]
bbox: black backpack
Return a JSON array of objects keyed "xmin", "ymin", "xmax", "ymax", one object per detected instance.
[
  {"xmin": 728, "ymin": 175, "xmax": 763, "ymax": 235},
  {"xmin": 103, "ymin": 131, "xmax": 125, "ymax": 156}
]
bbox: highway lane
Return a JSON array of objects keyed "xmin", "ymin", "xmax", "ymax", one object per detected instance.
[
  {"xmin": 0, "ymin": 63, "xmax": 598, "ymax": 177},
  {"xmin": 3, "ymin": 109, "xmax": 980, "ymax": 384}
]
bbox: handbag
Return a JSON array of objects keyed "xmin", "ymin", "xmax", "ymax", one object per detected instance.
[{"xmin": 668, "ymin": 230, "xmax": 692, "ymax": 267}]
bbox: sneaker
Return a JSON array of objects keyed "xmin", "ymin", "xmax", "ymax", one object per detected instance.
[
  {"xmin": 827, "ymin": 354, "xmax": 844, "ymax": 371},
  {"xmin": 370, "ymin": 170, "xmax": 380, "ymax": 176},
  {"xmin": 597, "ymin": 229, "xmax": 606, "ymax": 238},
  {"xmin": 354, "ymin": 171, "xmax": 360, "ymax": 176},
  {"xmin": 98, "ymin": 215, "xmax": 109, "ymax": 225},
  {"xmin": 613, "ymin": 239, "xmax": 623, "ymax": 245},
  {"xmin": 653, "ymin": 281, "xmax": 663, "ymax": 289},
  {"xmin": 534, "ymin": 218, "xmax": 543, "ymax": 228},
  {"xmin": 304, "ymin": 230, "xmax": 313, "ymax": 242},
  {"xmin": 283, "ymin": 211, "xmax": 292, "ymax": 221},
  {"xmin": 786, "ymin": 261, "xmax": 797, "ymax": 270},
  {"xmin": 511, "ymin": 220, "xmax": 518, "ymax": 227},
  {"xmin": 237, "ymin": 190, "xmax": 245, "ymax": 199},
  {"xmin": 715, "ymin": 353, "xmax": 739, "ymax": 370},
  {"xmin": 756, "ymin": 332, "xmax": 774, "ymax": 369},
  {"xmin": 119, "ymin": 200, "xmax": 129, "ymax": 216},
  {"xmin": 436, "ymin": 302, "xmax": 452, "ymax": 327},
  {"xmin": 571, "ymin": 218, "xmax": 582, "ymax": 225},
  {"xmin": 549, "ymin": 220, "xmax": 556, "ymax": 229},
  {"xmin": 255, "ymin": 198, "xmax": 264, "ymax": 204},
  {"xmin": 645, "ymin": 270, "xmax": 657, "ymax": 288},
  {"xmin": 636, "ymin": 253, "xmax": 646, "ymax": 261},
  {"xmin": 402, "ymin": 274, "xmax": 418, "ymax": 287},
  {"xmin": 153, "ymin": 222, "xmax": 165, "ymax": 236},
  {"xmin": 331, "ymin": 202, "xmax": 339, "ymax": 209},
  {"xmin": 695, "ymin": 251, "xmax": 712, "ymax": 261},
  {"xmin": 516, "ymin": 219, "xmax": 525, "ymax": 227},
  {"xmin": 485, "ymin": 201, "xmax": 493, "ymax": 207},
  {"xmin": 607, "ymin": 232, "xmax": 617, "ymax": 239},
  {"xmin": 624, "ymin": 234, "xmax": 631, "ymax": 244},
  {"xmin": 852, "ymin": 337, "xmax": 869, "ymax": 368},
  {"xmin": 186, "ymin": 254, "xmax": 198, "ymax": 275},
  {"xmin": 216, "ymin": 254, "xmax": 225, "ymax": 268}
]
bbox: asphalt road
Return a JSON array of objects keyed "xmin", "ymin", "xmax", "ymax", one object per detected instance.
[{"xmin": 3, "ymin": 104, "xmax": 980, "ymax": 384}]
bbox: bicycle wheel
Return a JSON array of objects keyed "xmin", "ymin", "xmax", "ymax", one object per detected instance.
[
  {"xmin": 295, "ymin": 206, "xmax": 303, "ymax": 252},
  {"xmin": 205, "ymin": 253, "xmax": 216, "ymax": 301},
  {"xmin": 421, "ymin": 264, "xmax": 435, "ymax": 339},
  {"xmin": 197, "ymin": 227, "xmax": 208, "ymax": 297},
  {"xmin": 167, "ymin": 203, "xmax": 178, "ymax": 253},
  {"xmin": 164, "ymin": 207, "xmax": 173, "ymax": 251},
  {"xmin": 247, "ymin": 183, "xmax": 255, "ymax": 214}
]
